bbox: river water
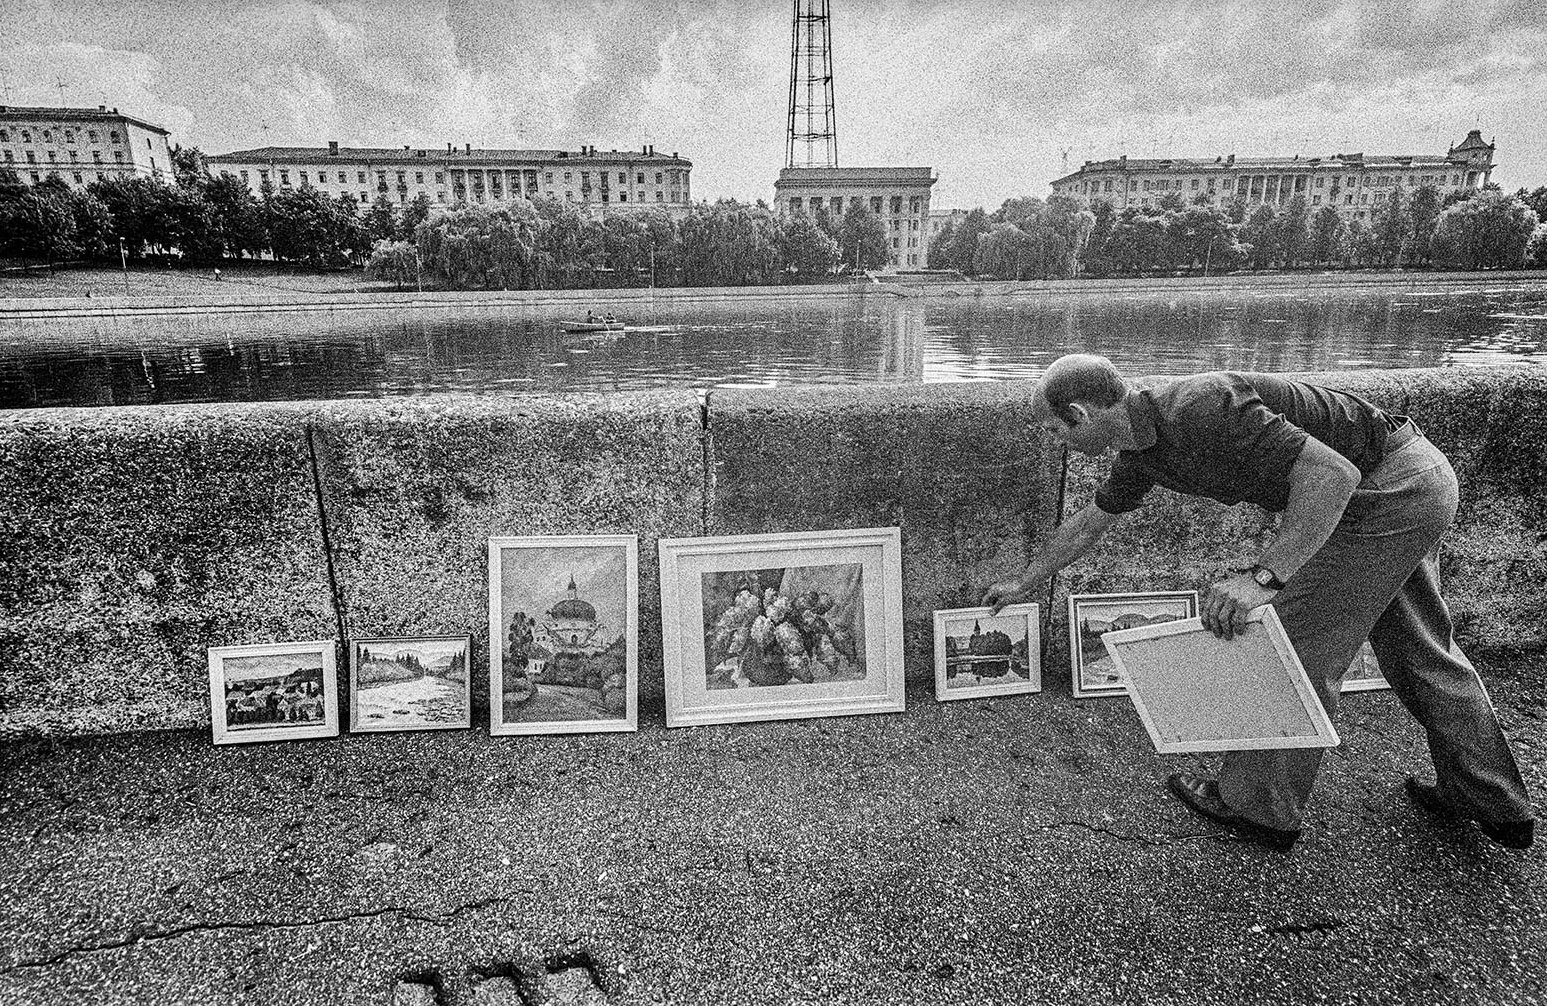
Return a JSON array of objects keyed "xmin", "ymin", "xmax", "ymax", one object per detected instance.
[{"xmin": 2, "ymin": 282, "xmax": 1544, "ymax": 409}]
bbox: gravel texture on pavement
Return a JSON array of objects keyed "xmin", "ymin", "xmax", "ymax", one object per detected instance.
[{"xmin": 1, "ymin": 656, "xmax": 1542, "ymax": 1006}]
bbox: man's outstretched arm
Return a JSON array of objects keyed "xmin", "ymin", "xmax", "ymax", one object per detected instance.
[{"xmin": 983, "ymin": 501, "xmax": 1121, "ymax": 613}]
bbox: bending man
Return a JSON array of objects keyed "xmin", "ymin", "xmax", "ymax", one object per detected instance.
[{"xmin": 983, "ymin": 354, "xmax": 1534, "ymax": 851}]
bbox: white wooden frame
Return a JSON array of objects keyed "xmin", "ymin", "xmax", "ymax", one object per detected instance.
[
  {"xmin": 932, "ymin": 604, "xmax": 1041, "ymax": 701},
  {"xmin": 1067, "ymin": 590, "xmax": 1199, "ymax": 699},
  {"xmin": 208, "ymin": 640, "xmax": 339, "ymax": 745},
  {"xmin": 1101, "ymin": 605, "xmax": 1340, "ymax": 754},
  {"xmin": 1341, "ymin": 641, "xmax": 1391, "ymax": 693},
  {"xmin": 658, "ymin": 527, "xmax": 906, "ymax": 728},
  {"xmin": 488, "ymin": 534, "xmax": 639, "ymax": 736},
  {"xmin": 349, "ymin": 634, "xmax": 472, "ymax": 733}
]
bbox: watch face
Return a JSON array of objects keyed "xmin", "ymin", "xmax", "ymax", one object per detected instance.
[{"xmin": 1254, "ymin": 568, "xmax": 1275, "ymax": 587}]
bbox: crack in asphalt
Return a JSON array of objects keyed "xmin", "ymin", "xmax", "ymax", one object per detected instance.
[
  {"xmin": 1038, "ymin": 819, "xmax": 1229, "ymax": 847},
  {"xmin": 2, "ymin": 896, "xmax": 517, "ymax": 973}
]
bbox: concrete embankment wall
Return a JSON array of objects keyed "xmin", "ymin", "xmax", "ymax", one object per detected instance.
[{"xmin": 2, "ymin": 366, "xmax": 1543, "ymax": 738}]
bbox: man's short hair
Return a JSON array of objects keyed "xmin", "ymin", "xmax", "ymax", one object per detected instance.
[{"xmin": 1040, "ymin": 355, "xmax": 1127, "ymax": 424}]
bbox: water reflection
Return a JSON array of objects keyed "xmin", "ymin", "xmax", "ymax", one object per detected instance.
[{"xmin": 0, "ymin": 285, "xmax": 1542, "ymax": 409}]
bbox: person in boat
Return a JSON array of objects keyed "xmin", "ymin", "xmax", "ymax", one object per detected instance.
[
  {"xmin": 585, "ymin": 310, "xmax": 598, "ymax": 323},
  {"xmin": 602, "ymin": 313, "xmax": 617, "ymax": 325}
]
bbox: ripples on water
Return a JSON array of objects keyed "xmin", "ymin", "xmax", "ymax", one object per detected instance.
[{"xmin": 1, "ymin": 284, "xmax": 1543, "ymax": 409}]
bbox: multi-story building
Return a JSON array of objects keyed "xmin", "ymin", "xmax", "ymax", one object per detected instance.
[
  {"xmin": 0, "ymin": 104, "xmax": 174, "ymax": 188},
  {"xmin": 772, "ymin": 166, "xmax": 937, "ymax": 269},
  {"xmin": 928, "ymin": 208, "xmax": 967, "ymax": 244},
  {"xmin": 1049, "ymin": 129, "xmax": 1497, "ymax": 223},
  {"xmin": 207, "ymin": 142, "xmax": 693, "ymax": 217}
]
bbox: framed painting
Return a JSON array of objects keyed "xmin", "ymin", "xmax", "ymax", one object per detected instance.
[
  {"xmin": 208, "ymin": 639, "xmax": 339, "ymax": 745},
  {"xmin": 1067, "ymin": 591, "xmax": 1199, "ymax": 698},
  {"xmin": 658, "ymin": 527, "xmax": 905, "ymax": 728},
  {"xmin": 1341, "ymin": 641, "xmax": 1391, "ymax": 693},
  {"xmin": 1100, "ymin": 605, "xmax": 1340, "ymax": 754},
  {"xmin": 349, "ymin": 634, "xmax": 472, "ymax": 732},
  {"xmin": 488, "ymin": 535, "xmax": 639, "ymax": 736},
  {"xmin": 933, "ymin": 604, "xmax": 1041, "ymax": 701}
]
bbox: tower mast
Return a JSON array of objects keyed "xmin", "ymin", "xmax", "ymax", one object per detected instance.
[{"xmin": 786, "ymin": 0, "xmax": 839, "ymax": 168}]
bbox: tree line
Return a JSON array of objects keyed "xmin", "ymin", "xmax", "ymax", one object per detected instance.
[
  {"xmin": 931, "ymin": 186, "xmax": 1547, "ymax": 279},
  {"xmin": 0, "ymin": 149, "xmax": 893, "ymax": 289},
  {"xmin": 4, "ymin": 147, "xmax": 1545, "ymax": 287}
]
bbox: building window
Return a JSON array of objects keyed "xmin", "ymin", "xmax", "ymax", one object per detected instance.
[
  {"xmin": 0, "ymin": 129, "xmax": 8, "ymax": 141},
  {"xmin": 240, "ymin": 170, "xmax": 248, "ymax": 182},
  {"xmin": 47, "ymin": 151, "xmax": 56, "ymax": 163},
  {"xmin": 110, "ymin": 131, "xmax": 120, "ymax": 143},
  {"xmin": 43, "ymin": 129, "xmax": 52, "ymax": 141},
  {"xmin": 620, "ymin": 191, "xmax": 628, "ymax": 202},
  {"xmin": 1191, "ymin": 178, "xmax": 1199, "ymax": 190},
  {"xmin": 545, "ymin": 172, "xmax": 553, "ymax": 183},
  {"xmin": 21, "ymin": 130, "xmax": 31, "ymax": 142},
  {"xmin": 1452, "ymin": 174, "xmax": 1460, "ymax": 185},
  {"xmin": 68, "ymin": 150, "xmax": 78, "ymax": 162},
  {"xmin": 910, "ymin": 220, "xmax": 919, "ymax": 231},
  {"xmin": 73, "ymin": 172, "xmax": 83, "ymax": 183},
  {"xmin": 259, "ymin": 169, "xmax": 268, "ymax": 180},
  {"xmin": 336, "ymin": 171, "xmax": 344, "ymax": 183},
  {"xmin": 280, "ymin": 170, "xmax": 290, "ymax": 185},
  {"xmin": 1312, "ymin": 195, "xmax": 1321, "ymax": 205},
  {"xmin": 910, "ymin": 196, "xmax": 921, "ymax": 213},
  {"xmin": 2, "ymin": 151, "xmax": 11, "ymax": 163},
  {"xmin": 618, "ymin": 171, "xmax": 626, "ymax": 183},
  {"xmin": 26, "ymin": 151, "xmax": 36, "ymax": 163},
  {"xmin": 790, "ymin": 197, "xmax": 803, "ymax": 212},
  {"xmin": 438, "ymin": 192, "xmax": 446, "ymax": 202},
  {"xmin": 890, "ymin": 196, "xmax": 902, "ymax": 213},
  {"xmin": 1104, "ymin": 180, "xmax": 1113, "ymax": 192},
  {"xmin": 1344, "ymin": 195, "xmax": 1352, "ymax": 204},
  {"xmin": 1360, "ymin": 193, "xmax": 1368, "ymax": 204},
  {"xmin": 88, "ymin": 130, "xmax": 98, "ymax": 142},
  {"xmin": 637, "ymin": 172, "xmax": 645, "ymax": 184},
  {"xmin": 563, "ymin": 172, "xmax": 571, "ymax": 182},
  {"xmin": 656, "ymin": 171, "xmax": 663, "ymax": 183},
  {"xmin": 435, "ymin": 172, "xmax": 444, "ymax": 183},
  {"xmin": 298, "ymin": 171, "xmax": 307, "ymax": 183},
  {"xmin": 657, "ymin": 191, "xmax": 663, "ymax": 201},
  {"xmin": 891, "ymin": 237, "xmax": 899, "ymax": 248},
  {"xmin": 65, "ymin": 129, "xmax": 74, "ymax": 142},
  {"xmin": 415, "ymin": 172, "xmax": 423, "ymax": 183}
]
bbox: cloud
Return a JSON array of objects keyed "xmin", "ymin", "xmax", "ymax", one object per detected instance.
[{"xmin": 5, "ymin": 0, "xmax": 1545, "ymax": 207}]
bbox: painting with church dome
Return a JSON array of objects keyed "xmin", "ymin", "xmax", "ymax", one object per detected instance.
[
  {"xmin": 488, "ymin": 535, "xmax": 638, "ymax": 735},
  {"xmin": 933, "ymin": 604, "xmax": 1041, "ymax": 701}
]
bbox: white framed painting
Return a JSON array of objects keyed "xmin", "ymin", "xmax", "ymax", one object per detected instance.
[
  {"xmin": 208, "ymin": 639, "xmax": 339, "ymax": 745},
  {"xmin": 933, "ymin": 604, "xmax": 1041, "ymax": 701},
  {"xmin": 488, "ymin": 535, "xmax": 638, "ymax": 736},
  {"xmin": 1067, "ymin": 591, "xmax": 1199, "ymax": 698},
  {"xmin": 658, "ymin": 527, "xmax": 906, "ymax": 728},
  {"xmin": 1342, "ymin": 641, "xmax": 1391, "ymax": 693},
  {"xmin": 349, "ymin": 635, "xmax": 472, "ymax": 732},
  {"xmin": 1100, "ymin": 605, "xmax": 1340, "ymax": 754}
]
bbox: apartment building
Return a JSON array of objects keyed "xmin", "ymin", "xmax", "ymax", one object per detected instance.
[
  {"xmin": 206, "ymin": 142, "xmax": 693, "ymax": 217},
  {"xmin": 1049, "ymin": 129, "xmax": 1497, "ymax": 222},
  {"xmin": 0, "ymin": 104, "xmax": 174, "ymax": 187}
]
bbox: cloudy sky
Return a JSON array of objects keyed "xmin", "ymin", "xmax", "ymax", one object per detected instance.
[{"xmin": 5, "ymin": 1, "xmax": 1545, "ymax": 208}]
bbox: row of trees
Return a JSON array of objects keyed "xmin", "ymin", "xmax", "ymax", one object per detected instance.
[
  {"xmin": 5, "ymin": 150, "xmax": 1546, "ymax": 285},
  {"xmin": 932, "ymin": 185, "xmax": 1547, "ymax": 279},
  {"xmin": 368, "ymin": 195, "xmax": 895, "ymax": 290}
]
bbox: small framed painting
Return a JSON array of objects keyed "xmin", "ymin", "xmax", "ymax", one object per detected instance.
[
  {"xmin": 1342, "ymin": 641, "xmax": 1391, "ymax": 693},
  {"xmin": 1068, "ymin": 590, "xmax": 1200, "ymax": 698},
  {"xmin": 208, "ymin": 640, "xmax": 339, "ymax": 745},
  {"xmin": 658, "ymin": 527, "xmax": 905, "ymax": 728},
  {"xmin": 1100, "ymin": 605, "xmax": 1340, "ymax": 754},
  {"xmin": 488, "ymin": 535, "xmax": 638, "ymax": 736},
  {"xmin": 349, "ymin": 635, "xmax": 472, "ymax": 732},
  {"xmin": 933, "ymin": 604, "xmax": 1041, "ymax": 701}
]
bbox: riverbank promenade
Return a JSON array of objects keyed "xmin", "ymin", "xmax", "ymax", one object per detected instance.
[{"xmin": 2, "ymin": 659, "xmax": 1543, "ymax": 1006}]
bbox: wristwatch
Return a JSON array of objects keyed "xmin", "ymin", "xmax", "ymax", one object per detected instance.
[{"xmin": 1250, "ymin": 565, "xmax": 1285, "ymax": 590}]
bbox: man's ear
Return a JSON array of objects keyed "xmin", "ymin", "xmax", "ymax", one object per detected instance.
[{"xmin": 1065, "ymin": 402, "xmax": 1090, "ymax": 426}]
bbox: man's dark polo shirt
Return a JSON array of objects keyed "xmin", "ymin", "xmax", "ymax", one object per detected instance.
[{"xmin": 1094, "ymin": 372, "xmax": 1401, "ymax": 516}]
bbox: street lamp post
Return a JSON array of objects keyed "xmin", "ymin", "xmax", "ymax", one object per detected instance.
[{"xmin": 119, "ymin": 237, "xmax": 130, "ymax": 295}]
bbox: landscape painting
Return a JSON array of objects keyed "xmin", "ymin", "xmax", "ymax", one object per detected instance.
[
  {"xmin": 1068, "ymin": 591, "xmax": 1200, "ymax": 698},
  {"xmin": 207, "ymin": 640, "xmax": 339, "ymax": 745},
  {"xmin": 700, "ymin": 562, "xmax": 866, "ymax": 689},
  {"xmin": 658, "ymin": 528, "xmax": 906, "ymax": 728},
  {"xmin": 349, "ymin": 635, "xmax": 471, "ymax": 732},
  {"xmin": 934, "ymin": 604, "xmax": 1041, "ymax": 701},
  {"xmin": 488, "ymin": 535, "xmax": 638, "ymax": 735}
]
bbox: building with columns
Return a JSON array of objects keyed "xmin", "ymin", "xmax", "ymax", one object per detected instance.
[
  {"xmin": 0, "ymin": 104, "xmax": 174, "ymax": 188},
  {"xmin": 1049, "ymin": 129, "xmax": 1497, "ymax": 223},
  {"xmin": 206, "ymin": 142, "xmax": 692, "ymax": 217},
  {"xmin": 772, "ymin": 166, "xmax": 937, "ymax": 270}
]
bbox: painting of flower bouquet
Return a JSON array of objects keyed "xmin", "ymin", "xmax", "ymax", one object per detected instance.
[
  {"xmin": 659, "ymin": 528, "xmax": 905, "ymax": 727},
  {"xmin": 701, "ymin": 563, "xmax": 867, "ymax": 689}
]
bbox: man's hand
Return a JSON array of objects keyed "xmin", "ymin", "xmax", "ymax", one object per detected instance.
[
  {"xmin": 982, "ymin": 575, "xmax": 1042, "ymax": 614},
  {"xmin": 1201, "ymin": 572, "xmax": 1277, "ymax": 639}
]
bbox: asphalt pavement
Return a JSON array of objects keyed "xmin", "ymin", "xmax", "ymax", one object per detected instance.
[{"xmin": 2, "ymin": 654, "xmax": 1543, "ymax": 1006}]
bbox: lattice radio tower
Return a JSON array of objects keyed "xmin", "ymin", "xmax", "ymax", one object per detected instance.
[{"xmin": 786, "ymin": 0, "xmax": 839, "ymax": 168}]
